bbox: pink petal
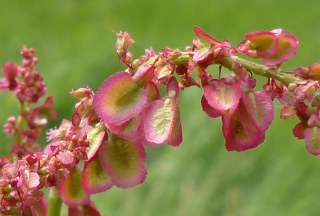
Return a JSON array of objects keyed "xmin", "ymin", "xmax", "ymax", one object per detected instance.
[
  {"xmin": 223, "ymin": 101, "xmax": 265, "ymax": 151},
  {"xmin": 193, "ymin": 27, "xmax": 231, "ymax": 67},
  {"xmin": 82, "ymin": 155, "xmax": 113, "ymax": 194},
  {"xmin": 238, "ymin": 31, "xmax": 278, "ymax": 58},
  {"xmin": 194, "ymin": 26, "xmax": 222, "ymax": 46},
  {"xmin": 142, "ymin": 77, "xmax": 182, "ymax": 146},
  {"xmin": 69, "ymin": 207, "xmax": 82, "ymax": 216},
  {"xmin": 241, "ymin": 90, "xmax": 274, "ymax": 131},
  {"xmin": 56, "ymin": 150, "xmax": 75, "ymax": 166},
  {"xmin": 146, "ymin": 81, "xmax": 160, "ymax": 101},
  {"xmin": 263, "ymin": 30, "xmax": 299, "ymax": 66},
  {"xmin": 166, "ymin": 77, "xmax": 180, "ymax": 98},
  {"xmin": 167, "ymin": 109, "xmax": 183, "ymax": 146},
  {"xmin": 304, "ymin": 127, "xmax": 320, "ymax": 155},
  {"xmin": 2, "ymin": 62, "xmax": 18, "ymax": 80},
  {"xmin": 106, "ymin": 116, "xmax": 141, "ymax": 141},
  {"xmin": 86, "ymin": 125, "xmax": 106, "ymax": 161},
  {"xmin": 59, "ymin": 167, "xmax": 90, "ymax": 207},
  {"xmin": 201, "ymin": 96, "xmax": 221, "ymax": 118},
  {"xmin": 30, "ymin": 198, "xmax": 47, "ymax": 216},
  {"xmin": 93, "ymin": 72, "xmax": 148, "ymax": 125},
  {"xmin": 98, "ymin": 136, "xmax": 147, "ymax": 188},
  {"xmin": 21, "ymin": 171, "xmax": 40, "ymax": 189},
  {"xmin": 132, "ymin": 64, "xmax": 155, "ymax": 85},
  {"xmin": 308, "ymin": 63, "xmax": 320, "ymax": 80},
  {"xmin": 143, "ymin": 99, "xmax": 174, "ymax": 145},
  {"xmin": 69, "ymin": 201, "xmax": 101, "ymax": 216},
  {"xmin": 70, "ymin": 87, "xmax": 93, "ymax": 100},
  {"xmin": 293, "ymin": 121, "xmax": 308, "ymax": 139},
  {"xmin": 280, "ymin": 105, "xmax": 296, "ymax": 119},
  {"xmin": 203, "ymin": 78, "xmax": 241, "ymax": 115},
  {"xmin": 28, "ymin": 172, "xmax": 40, "ymax": 188}
]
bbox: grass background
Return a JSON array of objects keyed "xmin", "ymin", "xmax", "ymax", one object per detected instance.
[{"xmin": 1, "ymin": 0, "xmax": 320, "ymax": 215}]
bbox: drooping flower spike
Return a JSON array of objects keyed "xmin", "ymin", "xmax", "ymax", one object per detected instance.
[
  {"xmin": 222, "ymin": 89, "xmax": 274, "ymax": 151},
  {"xmin": 2, "ymin": 26, "xmax": 320, "ymax": 215},
  {"xmin": 202, "ymin": 73, "xmax": 274, "ymax": 151}
]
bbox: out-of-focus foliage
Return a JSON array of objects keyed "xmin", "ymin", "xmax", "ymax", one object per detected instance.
[{"xmin": 1, "ymin": 0, "xmax": 320, "ymax": 215}]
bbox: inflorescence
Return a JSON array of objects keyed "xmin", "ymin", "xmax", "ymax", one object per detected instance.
[{"xmin": 1, "ymin": 27, "xmax": 320, "ymax": 215}]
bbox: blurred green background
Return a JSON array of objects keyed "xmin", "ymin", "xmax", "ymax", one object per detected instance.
[{"xmin": 1, "ymin": 0, "xmax": 320, "ymax": 215}]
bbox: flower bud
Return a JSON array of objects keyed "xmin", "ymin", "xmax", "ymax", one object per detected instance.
[
  {"xmin": 116, "ymin": 32, "xmax": 134, "ymax": 65},
  {"xmin": 2, "ymin": 62, "xmax": 18, "ymax": 80},
  {"xmin": 70, "ymin": 87, "xmax": 93, "ymax": 100},
  {"xmin": 307, "ymin": 63, "xmax": 320, "ymax": 80}
]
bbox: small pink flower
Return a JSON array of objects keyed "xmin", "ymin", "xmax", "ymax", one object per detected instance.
[
  {"xmin": 21, "ymin": 170, "xmax": 40, "ymax": 190},
  {"xmin": 56, "ymin": 150, "xmax": 75, "ymax": 166},
  {"xmin": 238, "ymin": 29, "xmax": 299, "ymax": 66},
  {"xmin": 193, "ymin": 26, "xmax": 232, "ymax": 68}
]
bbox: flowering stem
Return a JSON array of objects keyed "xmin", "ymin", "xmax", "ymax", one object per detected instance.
[
  {"xmin": 15, "ymin": 104, "xmax": 26, "ymax": 145},
  {"xmin": 47, "ymin": 187, "xmax": 62, "ymax": 216}
]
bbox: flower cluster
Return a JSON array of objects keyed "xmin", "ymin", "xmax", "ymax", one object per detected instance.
[
  {"xmin": 1, "ymin": 27, "xmax": 320, "ymax": 215},
  {"xmin": 1, "ymin": 48, "xmax": 57, "ymax": 160}
]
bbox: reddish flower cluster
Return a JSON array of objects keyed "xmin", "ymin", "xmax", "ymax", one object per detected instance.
[
  {"xmin": 1, "ymin": 48, "xmax": 57, "ymax": 159},
  {"xmin": 1, "ymin": 48, "xmax": 47, "ymax": 103},
  {"xmin": 1, "ymin": 27, "xmax": 320, "ymax": 215},
  {"xmin": 201, "ymin": 73, "xmax": 274, "ymax": 151},
  {"xmin": 192, "ymin": 27, "xmax": 297, "ymax": 151},
  {"xmin": 270, "ymin": 77, "xmax": 320, "ymax": 155}
]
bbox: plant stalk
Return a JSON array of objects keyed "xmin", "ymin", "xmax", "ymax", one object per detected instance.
[{"xmin": 47, "ymin": 187, "xmax": 62, "ymax": 216}]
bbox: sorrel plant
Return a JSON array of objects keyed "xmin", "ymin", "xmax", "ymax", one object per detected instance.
[{"xmin": 0, "ymin": 26, "xmax": 319, "ymax": 215}]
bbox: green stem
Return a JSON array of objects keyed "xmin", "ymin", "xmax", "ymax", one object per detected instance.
[
  {"xmin": 171, "ymin": 52, "xmax": 190, "ymax": 65},
  {"xmin": 13, "ymin": 104, "xmax": 26, "ymax": 146},
  {"xmin": 171, "ymin": 53, "xmax": 301, "ymax": 86},
  {"xmin": 220, "ymin": 56, "xmax": 299, "ymax": 85},
  {"xmin": 47, "ymin": 187, "xmax": 62, "ymax": 216}
]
